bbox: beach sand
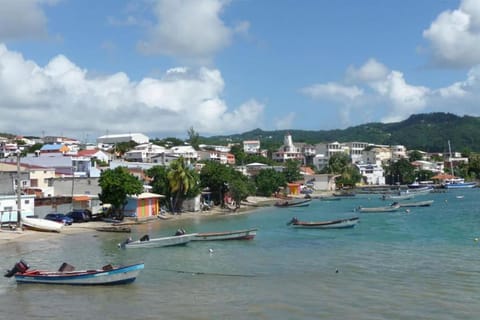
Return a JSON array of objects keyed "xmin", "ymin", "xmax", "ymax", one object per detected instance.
[{"xmin": 0, "ymin": 196, "xmax": 282, "ymax": 243}]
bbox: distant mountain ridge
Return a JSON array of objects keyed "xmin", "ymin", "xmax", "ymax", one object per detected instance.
[{"xmin": 203, "ymin": 112, "xmax": 480, "ymax": 153}]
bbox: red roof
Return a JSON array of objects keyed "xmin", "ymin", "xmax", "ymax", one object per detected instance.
[{"xmin": 77, "ymin": 149, "xmax": 99, "ymax": 156}]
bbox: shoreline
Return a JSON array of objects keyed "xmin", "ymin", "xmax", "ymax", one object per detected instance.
[{"xmin": 0, "ymin": 195, "xmax": 283, "ymax": 244}]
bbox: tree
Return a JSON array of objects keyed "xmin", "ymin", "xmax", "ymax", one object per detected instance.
[
  {"xmin": 255, "ymin": 168, "xmax": 286, "ymax": 197},
  {"xmin": 283, "ymin": 159, "xmax": 302, "ymax": 183},
  {"xmin": 167, "ymin": 157, "xmax": 200, "ymax": 213},
  {"xmin": 229, "ymin": 144, "xmax": 246, "ymax": 165},
  {"xmin": 98, "ymin": 167, "xmax": 144, "ymax": 218},
  {"xmin": 228, "ymin": 171, "xmax": 255, "ymax": 207},
  {"xmin": 187, "ymin": 127, "xmax": 200, "ymax": 150},
  {"xmin": 336, "ymin": 166, "xmax": 362, "ymax": 188},
  {"xmin": 408, "ymin": 150, "xmax": 423, "ymax": 162},
  {"xmin": 327, "ymin": 153, "xmax": 351, "ymax": 174},
  {"xmin": 199, "ymin": 161, "xmax": 234, "ymax": 205},
  {"xmin": 146, "ymin": 165, "xmax": 172, "ymax": 211},
  {"xmin": 385, "ymin": 159, "xmax": 416, "ymax": 185}
]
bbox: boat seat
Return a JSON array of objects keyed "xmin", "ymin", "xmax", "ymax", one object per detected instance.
[
  {"xmin": 58, "ymin": 262, "xmax": 75, "ymax": 272},
  {"xmin": 102, "ymin": 264, "xmax": 113, "ymax": 271}
]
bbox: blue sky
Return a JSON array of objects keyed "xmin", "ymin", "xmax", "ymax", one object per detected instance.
[{"xmin": 1, "ymin": 0, "xmax": 479, "ymax": 140}]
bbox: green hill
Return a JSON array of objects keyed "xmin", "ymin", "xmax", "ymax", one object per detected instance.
[{"xmin": 202, "ymin": 112, "xmax": 480, "ymax": 153}]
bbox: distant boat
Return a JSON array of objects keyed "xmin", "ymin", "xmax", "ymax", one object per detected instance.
[
  {"xmin": 398, "ymin": 200, "xmax": 434, "ymax": 207},
  {"xmin": 193, "ymin": 228, "xmax": 257, "ymax": 241},
  {"xmin": 357, "ymin": 202, "xmax": 401, "ymax": 213},
  {"xmin": 443, "ymin": 178, "xmax": 477, "ymax": 189},
  {"xmin": 381, "ymin": 193, "xmax": 414, "ymax": 201},
  {"xmin": 287, "ymin": 216, "xmax": 359, "ymax": 229},
  {"xmin": 4, "ymin": 259, "xmax": 143, "ymax": 285},
  {"xmin": 443, "ymin": 140, "xmax": 477, "ymax": 189},
  {"xmin": 95, "ymin": 226, "xmax": 131, "ymax": 233},
  {"xmin": 119, "ymin": 233, "xmax": 197, "ymax": 249},
  {"xmin": 21, "ymin": 217, "xmax": 63, "ymax": 233},
  {"xmin": 274, "ymin": 199, "xmax": 312, "ymax": 208}
]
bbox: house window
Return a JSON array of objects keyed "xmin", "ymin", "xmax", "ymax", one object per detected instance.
[{"xmin": 31, "ymin": 179, "xmax": 38, "ymax": 187}]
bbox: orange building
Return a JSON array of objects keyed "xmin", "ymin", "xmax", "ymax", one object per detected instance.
[{"xmin": 124, "ymin": 192, "xmax": 164, "ymax": 220}]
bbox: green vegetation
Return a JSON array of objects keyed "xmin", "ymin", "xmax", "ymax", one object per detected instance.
[
  {"xmin": 98, "ymin": 167, "xmax": 144, "ymax": 218},
  {"xmin": 201, "ymin": 112, "xmax": 480, "ymax": 153}
]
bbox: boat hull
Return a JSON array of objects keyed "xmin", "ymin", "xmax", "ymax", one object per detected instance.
[
  {"xmin": 193, "ymin": 228, "xmax": 257, "ymax": 241},
  {"xmin": 398, "ymin": 200, "xmax": 434, "ymax": 207},
  {"xmin": 358, "ymin": 204, "xmax": 400, "ymax": 213},
  {"xmin": 123, "ymin": 233, "xmax": 197, "ymax": 248},
  {"xmin": 22, "ymin": 217, "xmax": 63, "ymax": 233},
  {"xmin": 12, "ymin": 263, "xmax": 144, "ymax": 285},
  {"xmin": 275, "ymin": 199, "xmax": 312, "ymax": 208},
  {"xmin": 291, "ymin": 217, "xmax": 359, "ymax": 229},
  {"xmin": 443, "ymin": 182, "xmax": 477, "ymax": 189}
]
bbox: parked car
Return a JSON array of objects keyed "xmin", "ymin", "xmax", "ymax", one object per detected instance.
[
  {"xmin": 66, "ymin": 209, "xmax": 91, "ymax": 223},
  {"xmin": 44, "ymin": 213, "xmax": 74, "ymax": 226}
]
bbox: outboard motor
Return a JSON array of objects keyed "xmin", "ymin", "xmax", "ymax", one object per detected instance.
[
  {"xmin": 118, "ymin": 237, "xmax": 132, "ymax": 249},
  {"xmin": 4, "ymin": 259, "xmax": 29, "ymax": 278}
]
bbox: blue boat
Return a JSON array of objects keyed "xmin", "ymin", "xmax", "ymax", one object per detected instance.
[{"xmin": 4, "ymin": 260, "xmax": 144, "ymax": 285}]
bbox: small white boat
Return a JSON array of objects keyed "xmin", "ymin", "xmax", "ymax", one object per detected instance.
[
  {"xmin": 22, "ymin": 217, "xmax": 63, "ymax": 233},
  {"xmin": 193, "ymin": 228, "xmax": 257, "ymax": 241},
  {"xmin": 287, "ymin": 216, "xmax": 359, "ymax": 229},
  {"xmin": 119, "ymin": 233, "xmax": 197, "ymax": 249},
  {"xmin": 4, "ymin": 260, "xmax": 143, "ymax": 285},
  {"xmin": 358, "ymin": 203, "xmax": 401, "ymax": 213}
]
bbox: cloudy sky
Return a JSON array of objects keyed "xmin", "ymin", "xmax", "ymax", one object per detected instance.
[{"xmin": 1, "ymin": 0, "xmax": 480, "ymax": 140}]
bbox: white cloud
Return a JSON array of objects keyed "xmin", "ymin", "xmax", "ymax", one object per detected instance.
[
  {"xmin": 423, "ymin": 0, "xmax": 480, "ymax": 67},
  {"xmin": 302, "ymin": 59, "xmax": 433, "ymax": 126},
  {"xmin": 345, "ymin": 58, "xmax": 389, "ymax": 84},
  {"xmin": 301, "ymin": 82, "xmax": 363, "ymax": 102},
  {"xmin": 137, "ymin": 0, "xmax": 234, "ymax": 63},
  {"xmin": 0, "ymin": 0, "xmax": 59, "ymax": 41},
  {"xmin": 375, "ymin": 71, "xmax": 430, "ymax": 123},
  {"xmin": 0, "ymin": 44, "xmax": 264, "ymax": 137}
]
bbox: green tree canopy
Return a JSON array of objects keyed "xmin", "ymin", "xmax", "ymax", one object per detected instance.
[
  {"xmin": 199, "ymin": 161, "xmax": 234, "ymax": 205},
  {"xmin": 98, "ymin": 167, "xmax": 144, "ymax": 218},
  {"xmin": 146, "ymin": 165, "xmax": 172, "ymax": 210},
  {"xmin": 167, "ymin": 157, "xmax": 200, "ymax": 213},
  {"xmin": 283, "ymin": 159, "xmax": 302, "ymax": 183},
  {"xmin": 255, "ymin": 168, "xmax": 286, "ymax": 197}
]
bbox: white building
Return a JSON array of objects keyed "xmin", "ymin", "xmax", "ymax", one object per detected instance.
[
  {"xmin": 355, "ymin": 163, "xmax": 385, "ymax": 185},
  {"xmin": 272, "ymin": 133, "xmax": 304, "ymax": 163},
  {"xmin": 346, "ymin": 142, "xmax": 370, "ymax": 164},
  {"xmin": 96, "ymin": 133, "xmax": 149, "ymax": 145},
  {"xmin": 314, "ymin": 141, "xmax": 350, "ymax": 170},
  {"xmin": 124, "ymin": 143, "xmax": 166, "ymax": 162},
  {"xmin": 243, "ymin": 140, "xmax": 261, "ymax": 154}
]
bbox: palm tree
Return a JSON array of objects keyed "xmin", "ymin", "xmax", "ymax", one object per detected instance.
[{"xmin": 167, "ymin": 157, "xmax": 198, "ymax": 213}]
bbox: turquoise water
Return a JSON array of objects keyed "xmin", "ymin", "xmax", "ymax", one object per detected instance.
[{"xmin": 1, "ymin": 189, "xmax": 480, "ymax": 319}]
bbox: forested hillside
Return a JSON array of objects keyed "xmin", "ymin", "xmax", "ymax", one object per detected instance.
[{"xmin": 202, "ymin": 113, "xmax": 480, "ymax": 153}]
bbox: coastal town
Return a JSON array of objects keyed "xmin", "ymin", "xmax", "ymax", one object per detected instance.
[{"xmin": 0, "ymin": 131, "xmax": 474, "ymax": 233}]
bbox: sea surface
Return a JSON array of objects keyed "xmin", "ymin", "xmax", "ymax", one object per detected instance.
[{"xmin": 1, "ymin": 188, "xmax": 480, "ymax": 319}]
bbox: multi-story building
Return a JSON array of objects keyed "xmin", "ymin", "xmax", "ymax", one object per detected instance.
[
  {"xmin": 355, "ymin": 163, "xmax": 385, "ymax": 185},
  {"xmin": 272, "ymin": 133, "xmax": 304, "ymax": 163}
]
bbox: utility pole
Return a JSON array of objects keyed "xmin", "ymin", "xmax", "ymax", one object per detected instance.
[{"xmin": 16, "ymin": 150, "xmax": 22, "ymax": 228}]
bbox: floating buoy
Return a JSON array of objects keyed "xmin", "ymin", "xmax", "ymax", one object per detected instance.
[
  {"xmin": 209, "ymin": 248, "xmax": 213, "ymax": 253},
  {"xmin": 405, "ymin": 209, "xmax": 410, "ymax": 214},
  {"xmin": 474, "ymin": 238, "xmax": 479, "ymax": 242}
]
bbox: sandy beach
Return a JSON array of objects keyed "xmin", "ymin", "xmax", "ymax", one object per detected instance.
[{"xmin": 0, "ymin": 196, "xmax": 282, "ymax": 243}]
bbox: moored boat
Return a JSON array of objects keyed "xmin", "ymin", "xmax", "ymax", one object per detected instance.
[
  {"xmin": 21, "ymin": 216, "xmax": 63, "ymax": 233},
  {"xmin": 119, "ymin": 232, "xmax": 197, "ymax": 249},
  {"xmin": 4, "ymin": 260, "xmax": 144, "ymax": 285},
  {"xmin": 398, "ymin": 200, "xmax": 434, "ymax": 207},
  {"xmin": 274, "ymin": 199, "xmax": 312, "ymax": 208},
  {"xmin": 442, "ymin": 178, "xmax": 477, "ymax": 189},
  {"xmin": 357, "ymin": 202, "xmax": 401, "ymax": 213},
  {"xmin": 193, "ymin": 228, "xmax": 257, "ymax": 241},
  {"xmin": 287, "ymin": 216, "xmax": 359, "ymax": 229},
  {"xmin": 95, "ymin": 226, "xmax": 131, "ymax": 233}
]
